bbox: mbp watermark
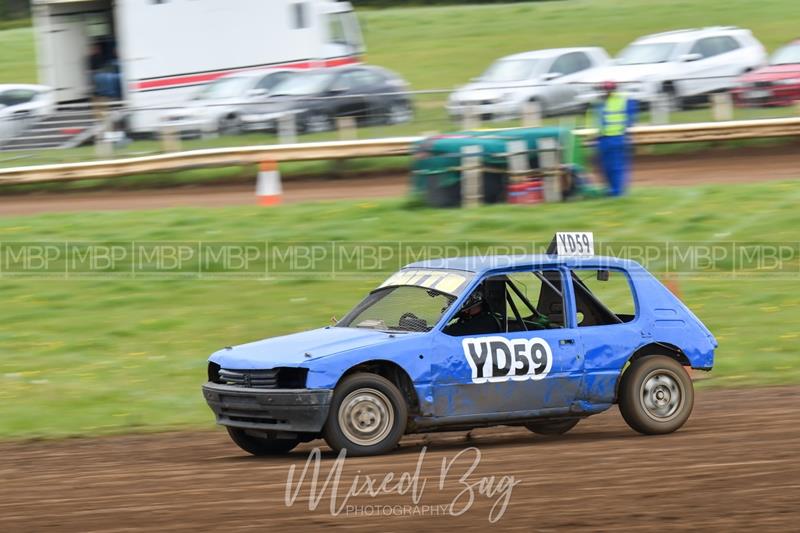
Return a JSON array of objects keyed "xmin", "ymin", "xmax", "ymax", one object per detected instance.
[
  {"xmin": 0, "ymin": 240, "xmax": 798, "ymax": 280},
  {"xmin": 285, "ymin": 446, "xmax": 519, "ymax": 523}
]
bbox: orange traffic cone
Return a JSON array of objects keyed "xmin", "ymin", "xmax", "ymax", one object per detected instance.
[{"xmin": 256, "ymin": 161, "xmax": 282, "ymax": 206}]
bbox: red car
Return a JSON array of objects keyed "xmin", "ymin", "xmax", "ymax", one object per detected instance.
[{"xmin": 733, "ymin": 40, "xmax": 800, "ymax": 106}]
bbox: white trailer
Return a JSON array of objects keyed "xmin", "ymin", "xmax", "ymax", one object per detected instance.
[{"xmin": 31, "ymin": 0, "xmax": 364, "ymax": 133}]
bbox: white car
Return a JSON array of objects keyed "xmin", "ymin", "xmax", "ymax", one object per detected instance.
[
  {"xmin": 579, "ymin": 27, "xmax": 767, "ymax": 107},
  {"xmin": 0, "ymin": 84, "xmax": 56, "ymax": 142},
  {"xmin": 447, "ymin": 47, "xmax": 610, "ymax": 120},
  {"xmin": 159, "ymin": 69, "xmax": 296, "ymax": 136}
]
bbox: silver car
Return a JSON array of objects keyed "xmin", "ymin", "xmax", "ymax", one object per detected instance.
[
  {"xmin": 159, "ymin": 69, "xmax": 296, "ymax": 136},
  {"xmin": 447, "ymin": 47, "xmax": 609, "ymax": 120}
]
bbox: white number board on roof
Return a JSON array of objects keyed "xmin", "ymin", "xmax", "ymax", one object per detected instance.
[{"xmin": 554, "ymin": 232, "xmax": 594, "ymax": 257}]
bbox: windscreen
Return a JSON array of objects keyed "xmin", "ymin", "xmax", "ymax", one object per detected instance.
[
  {"xmin": 194, "ymin": 76, "xmax": 254, "ymax": 100},
  {"xmin": 771, "ymin": 43, "xmax": 800, "ymax": 65},
  {"xmin": 616, "ymin": 43, "xmax": 676, "ymax": 65},
  {"xmin": 337, "ymin": 269, "xmax": 475, "ymax": 332},
  {"xmin": 270, "ymin": 72, "xmax": 335, "ymax": 96},
  {"xmin": 481, "ymin": 59, "xmax": 540, "ymax": 82}
]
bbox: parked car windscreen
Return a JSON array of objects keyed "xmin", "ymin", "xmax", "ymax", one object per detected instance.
[
  {"xmin": 481, "ymin": 59, "xmax": 540, "ymax": 82},
  {"xmin": 0, "ymin": 89, "xmax": 38, "ymax": 107},
  {"xmin": 194, "ymin": 76, "xmax": 254, "ymax": 100},
  {"xmin": 615, "ymin": 43, "xmax": 676, "ymax": 65},
  {"xmin": 770, "ymin": 43, "xmax": 800, "ymax": 65},
  {"xmin": 270, "ymin": 72, "xmax": 335, "ymax": 96}
]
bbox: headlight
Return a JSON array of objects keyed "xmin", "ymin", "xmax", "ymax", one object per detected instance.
[{"xmin": 774, "ymin": 78, "xmax": 800, "ymax": 86}]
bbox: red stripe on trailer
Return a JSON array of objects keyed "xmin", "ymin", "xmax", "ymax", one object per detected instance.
[{"xmin": 132, "ymin": 56, "xmax": 361, "ymax": 91}]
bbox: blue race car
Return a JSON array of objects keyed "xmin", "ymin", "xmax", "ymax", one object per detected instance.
[{"xmin": 202, "ymin": 234, "xmax": 716, "ymax": 456}]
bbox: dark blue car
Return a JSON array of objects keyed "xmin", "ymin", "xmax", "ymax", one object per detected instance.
[{"xmin": 203, "ymin": 244, "xmax": 716, "ymax": 456}]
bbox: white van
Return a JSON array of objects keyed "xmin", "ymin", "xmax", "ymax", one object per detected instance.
[{"xmin": 31, "ymin": 0, "xmax": 364, "ymax": 133}]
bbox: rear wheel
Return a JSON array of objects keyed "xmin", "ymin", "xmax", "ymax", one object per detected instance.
[
  {"xmin": 525, "ymin": 418, "xmax": 579, "ymax": 435},
  {"xmin": 618, "ymin": 355, "xmax": 694, "ymax": 435},
  {"xmin": 226, "ymin": 427, "xmax": 300, "ymax": 456},
  {"xmin": 386, "ymin": 101, "xmax": 413, "ymax": 124},
  {"xmin": 323, "ymin": 373, "xmax": 408, "ymax": 456}
]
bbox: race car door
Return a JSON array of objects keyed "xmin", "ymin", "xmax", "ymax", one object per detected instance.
[{"xmin": 429, "ymin": 269, "xmax": 583, "ymax": 418}]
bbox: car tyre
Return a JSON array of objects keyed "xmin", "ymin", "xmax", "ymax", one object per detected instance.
[
  {"xmin": 525, "ymin": 418, "xmax": 579, "ymax": 435},
  {"xmin": 303, "ymin": 111, "xmax": 333, "ymax": 133},
  {"xmin": 386, "ymin": 101, "xmax": 413, "ymax": 124},
  {"xmin": 226, "ymin": 427, "xmax": 300, "ymax": 456},
  {"xmin": 323, "ymin": 372, "xmax": 408, "ymax": 457},
  {"xmin": 218, "ymin": 114, "xmax": 242, "ymax": 136},
  {"xmin": 618, "ymin": 355, "xmax": 694, "ymax": 435}
]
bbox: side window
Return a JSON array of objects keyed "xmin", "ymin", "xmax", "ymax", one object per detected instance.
[
  {"xmin": 571, "ymin": 269, "xmax": 636, "ymax": 327},
  {"xmin": 718, "ymin": 36, "xmax": 741, "ymax": 53},
  {"xmin": 330, "ymin": 72, "xmax": 356, "ymax": 92},
  {"xmin": 291, "ymin": 2, "xmax": 309, "ymax": 29},
  {"xmin": 550, "ymin": 53, "xmax": 579, "ymax": 75},
  {"xmin": 443, "ymin": 271, "xmax": 566, "ymax": 337},
  {"xmin": 573, "ymin": 52, "xmax": 592, "ymax": 72},
  {"xmin": 690, "ymin": 38, "xmax": 711, "ymax": 58}
]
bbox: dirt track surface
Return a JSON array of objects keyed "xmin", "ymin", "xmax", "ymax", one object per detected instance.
[
  {"xmin": 1, "ymin": 146, "xmax": 798, "ymax": 217},
  {"xmin": 1, "ymin": 386, "xmax": 798, "ymax": 532}
]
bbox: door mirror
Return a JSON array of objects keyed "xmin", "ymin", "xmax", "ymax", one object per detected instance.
[
  {"xmin": 542, "ymin": 72, "xmax": 562, "ymax": 81},
  {"xmin": 596, "ymin": 270, "xmax": 610, "ymax": 282},
  {"xmin": 246, "ymin": 88, "xmax": 268, "ymax": 98},
  {"xmin": 680, "ymin": 53, "xmax": 702, "ymax": 62}
]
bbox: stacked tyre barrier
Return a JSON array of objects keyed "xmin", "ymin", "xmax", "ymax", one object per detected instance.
[{"xmin": 410, "ymin": 127, "xmax": 591, "ymax": 208}]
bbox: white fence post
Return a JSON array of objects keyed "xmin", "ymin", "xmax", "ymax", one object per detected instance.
[
  {"xmin": 711, "ymin": 92, "xmax": 733, "ymax": 121},
  {"xmin": 94, "ymin": 113, "xmax": 113, "ymax": 159},
  {"xmin": 521, "ymin": 101, "xmax": 542, "ymax": 128},
  {"xmin": 537, "ymin": 137, "xmax": 562, "ymax": 203},
  {"xmin": 278, "ymin": 112, "xmax": 297, "ymax": 144},
  {"xmin": 460, "ymin": 145, "xmax": 483, "ymax": 208}
]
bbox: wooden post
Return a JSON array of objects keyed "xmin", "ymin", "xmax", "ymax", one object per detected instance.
[
  {"xmin": 94, "ymin": 113, "xmax": 113, "ymax": 159},
  {"xmin": 711, "ymin": 92, "xmax": 733, "ymax": 121},
  {"xmin": 521, "ymin": 101, "xmax": 542, "ymax": 128},
  {"xmin": 460, "ymin": 145, "xmax": 483, "ymax": 208},
  {"xmin": 462, "ymin": 106, "xmax": 480, "ymax": 130},
  {"xmin": 336, "ymin": 116, "xmax": 357, "ymax": 140},
  {"xmin": 651, "ymin": 94, "xmax": 670, "ymax": 125},
  {"xmin": 277, "ymin": 112, "xmax": 297, "ymax": 144},
  {"xmin": 506, "ymin": 139, "xmax": 529, "ymax": 182},
  {"xmin": 537, "ymin": 137, "xmax": 562, "ymax": 203},
  {"xmin": 160, "ymin": 124, "xmax": 181, "ymax": 153}
]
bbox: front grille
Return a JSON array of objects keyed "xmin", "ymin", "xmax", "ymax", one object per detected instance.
[
  {"xmin": 218, "ymin": 368, "xmax": 279, "ymax": 389},
  {"xmin": 208, "ymin": 363, "xmax": 308, "ymax": 389}
]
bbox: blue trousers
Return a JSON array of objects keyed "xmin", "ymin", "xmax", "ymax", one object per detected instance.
[{"xmin": 598, "ymin": 135, "xmax": 630, "ymax": 197}]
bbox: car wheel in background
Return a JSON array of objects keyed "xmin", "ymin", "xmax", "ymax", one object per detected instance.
[
  {"xmin": 303, "ymin": 111, "xmax": 333, "ymax": 133},
  {"xmin": 525, "ymin": 418, "xmax": 580, "ymax": 435},
  {"xmin": 226, "ymin": 427, "xmax": 300, "ymax": 456},
  {"xmin": 386, "ymin": 101, "xmax": 413, "ymax": 124},
  {"xmin": 323, "ymin": 372, "xmax": 408, "ymax": 456},
  {"xmin": 218, "ymin": 114, "xmax": 242, "ymax": 136},
  {"xmin": 618, "ymin": 355, "xmax": 694, "ymax": 435},
  {"xmin": 661, "ymin": 82, "xmax": 684, "ymax": 111}
]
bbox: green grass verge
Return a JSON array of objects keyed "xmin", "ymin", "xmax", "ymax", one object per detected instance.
[{"xmin": 1, "ymin": 180, "xmax": 799, "ymax": 438}]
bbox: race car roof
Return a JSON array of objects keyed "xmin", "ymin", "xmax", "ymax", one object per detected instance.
[{"xmin": 405, "ymin": 254, "xmax": 637, "ymax": 275}]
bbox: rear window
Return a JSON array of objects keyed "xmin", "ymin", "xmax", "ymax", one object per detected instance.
[{"xmin": 571, "ymin": 269, "xmax": 636, "ymax": 327}]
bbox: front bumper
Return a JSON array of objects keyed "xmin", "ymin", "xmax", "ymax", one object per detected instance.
[
  {"xmin": 446, "ymin": 100, "xmax": 520, "ymax": 121},
  {"xmin": 202, "ymin": 382, "xmax": 332, "ymax": 433}
]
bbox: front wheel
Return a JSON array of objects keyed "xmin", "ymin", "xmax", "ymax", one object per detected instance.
[
  {"xmin": 226, "ymin": 427, "xmax": 300, "ymax": 456},
  {"xmin": 323, "ymin": 373, "xmax": 408, "ymax": 456},
  {"xmin": 618, "ymin": 355, "xmax": 694, "ymax": 435}
]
